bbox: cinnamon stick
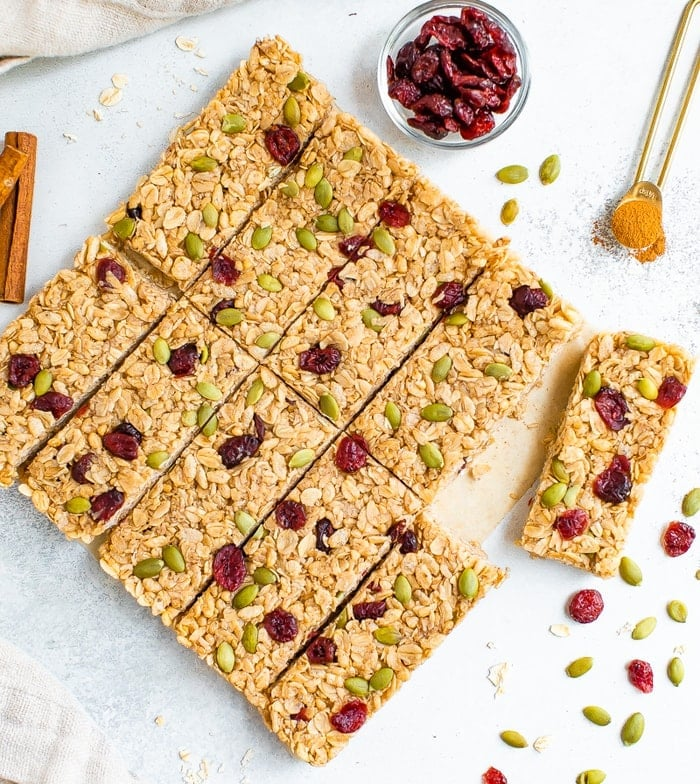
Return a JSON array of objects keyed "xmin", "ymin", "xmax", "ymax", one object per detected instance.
[
  {"xmin": 0, "ymin": 131, "xmax": 37, "ymax": 303},
  {"xmin": 0, "ymin": 144, "xmax": 27, "ymax": 208}
]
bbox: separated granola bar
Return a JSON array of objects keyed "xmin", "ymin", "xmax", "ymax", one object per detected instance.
[
  {"xmin": 0, "ymin": 240, "xmax": 173, "ymax": 487},
  {"xmin": 518, "ymin": 332, "xmax": 694, "ymax": 577},
  {"xmin": 264, "ymin": 514, "xmax": 506, "ymax": 765}
]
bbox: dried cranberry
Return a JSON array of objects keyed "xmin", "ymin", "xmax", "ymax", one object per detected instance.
[
  {"xmin": 167, "ymin": 343, "xmax": 199, "ymax": 377},
  {"xmin": 411, "ymin": 93, "xmax": 452, "ymax": 118},
  {"xmin": 367, "ymin": 581, "xmax": 381, "ymax": 593},
  {"xmin": 113, "ymin": 421, "xmax": 143, "ymax": 444},
  {"xmin": 299, "ymin": 345, "xmax": 342, "ymax": 375},
  {"xmin": 70, "ymin": 452, "xmax": 96, "ymax": 484},
  {"xmin": 553, "ymin": 508, "xmax": 589, "ymax": 540},
  {"xmin": 395, "ymin": 41, "xmax": 420, "ymax": 77},
  {"xmin": 593, "ymin": 454, "xmax": 632, "ymax": 504},
  {"xmin": 378, "ymin": 200, "xmax": 411, "ymax": 228},
  {"xmin": 263, "ymin": 608, "xmax": 298, "ymax": 643},
  {"xmin": 453, "ymin": 98, "xmax": 475, "ymax": 127},
  {"xmin": 212, "ymin": 544, "xmax": 246, "ymax": 591},
  {"xmin": 264, "ymin": 125, "xmax": 300, "ymax": 165},
  {"xmin": 594, "ymin": 387, "xmax": 629, "ymax": 432},
  {"xmin": 628, "ymin": 659, "xmax": 653, "ymax": 693},
  {"xmin": 339, "ymin": 234, "xmax": 373, "ymax": 261},
  {"xmin": 353, "ymin": 600, "xmax": 387, "ymax": 621},
  {"xmin": 96, "ymin": 258, "xmax": 126, "ymax": 289},
  {"xmin": 335, "ymin": 434, "xmax": 368, "ymax": 473},
  {"xmin": 126, "ymin": 204, "xmax": 142, "ymax": 220},
  {"xmin": 102, "ymin": 432, "xmax": 140, "ymax": 461},
  {"xmin": 386, "ymin": 54, "xmax": 395, "ymax": 83},
  {"xmin": 417, "ymin": 16, "xmax": 467, "ymax": 51},
  {"xmin": 7, "ymin": 353, "xmax": 40, "ymax": 388},
  {"xmin": 371, "ymin": 299, "xmax": 402, "ymax": 317},
  {"xmin": 482, "ymin": 768, "xmax": 508, "ymax": 784},
  {"xmin": 388, "ymin": 521, "xmax": 407, "ymax": 543},
  {"xmin": 217, "ymin": 435, "xmax": 261, "ymax": 468},
  {"xmin": 89, "ymin": 488, "xmax": 124, "ymax": 522},
  {"xmin": 209, "ymin": 299, "xmax": 237, "ymax": 325},
  {"xmin": 459, "ymin": 108, "xmax": 495, "ymax": 139},
  {"xmin": 655, "ymin": 377, "xmax": 687, "ymax": 409},
  {"xmin": 662, "ymin": 521, "xmax": 696, "ymax": 557},
  {"xmin": 407, "ymin": 113, "xmax": 449, "ymax": 140},
  {"xmin": 327, "ymin": 266, "xmax": 345, "ymax": 291},
  {"xmin": 307, "ymin": 636, "xmax": 337, "ymax": 664},
  {"xmin": 433, "ymin": 281, "xmax": 466, "ymax": 311},
  {"xmin": 290, "ymin": 706, "xmax": 311, "ymax": 722},
  {"xmin": 315, "ymin": 517, "xmax": 335, "ymax": 553},
  {"xmin": 388, "ymin": 78, "xmax": 422, "ymax": 109},
  {"xmin": 399, "ymin": 529, "xmax": 418, "ymax": 554},
  {"xmin": 275, "ymin": 500, "xmax": 307, "ymax": 531},
  {"xmin": 31, "ymin": 391, "xmax": 73, "ymax": 419},
  {"xmin": 411, "ymin": 48, "xmax": 441, "ymax": 84},
  {"xmin": 567, "ymin": 588, "xmax": 604, "ymax": 624},
  {"xmin": 330, "ymin": 700, "xmax": 367, "ymax": 734},
  {"xmin": 508, "ymin": 285, "xmax": 549, "ymax": 318},
  {"xmin": 210, "ymin": 254, "xmax": 240, "ymax": 286}
]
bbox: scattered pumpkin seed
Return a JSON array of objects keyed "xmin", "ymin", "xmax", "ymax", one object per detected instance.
[
  {"xmin": 458, "ymin": 567, "xmax": 479, "ymax": 599},
  {"xmin": 372, "ymin": 226, "xmax": 395, "ymax": 255},
  {"xmin": 315, "ymin": 213, "xmax": 339, "ymax": 233},
  {"xmin": 190, "ymin": 155, "xmax": 217, "ymax": 172},
  {"xmin": 667, "ymin": 599, "xmax": 688, "ymax": 623},
  {"xmin": 319, "ymin": 393, "xmax": 340, "ymax": 421},
  {"xmin": 393, "ymin": 574, "xmax": 412, "ymax": 606},
  {"xmin": 444, "ymin": 312, "xmax": 469, "ymax": 326},
  {"xmin": 201, "ymin": 203, "xmax": 218, "ymax": 228},
  {"xmin": 253, "ymin": 566, "xmax": 278, "ymax": 586},
  {"xmin": 496, "ymin": 165, "xmax": 529, "ymax": 184},
  {"xmin": 242, "ymin": 623, "xmax": 258, "ymax": 653},
  {"xmin": 246, "ymin": 378, "xmax": 265, "ymax": 407},
  {"xmin": 621, "ymin": 712, "xmax": 644, "ymax": 746},
  {"xmin": 582, "ymin": 706, "xmax": 611, "ymax": 726},
  {"xmin": 287, "ymin": 71, "xmax": 310, "ymax": 91},
  {"xmin": 251, "ymin": 225, "xmax": 273, "ymax": 250},
  {"xmin": 233, "ymin": 584, "xmax": 259, "ymax": 609},
  {"xmin": 541, "ymin": 482, "xmax": 568, "ymax": 508},
  {"xmin": 234, "ymin": 510, "xmax": 258, "ymax": 537},
  {"xmin": 337, "ymin": 206, "xmax": 354, "ymax": 235},
  {"xmin": 184, "ymin": 232, "xmax": 204, "ymax": 260},
  {"xmin": 296, "ymin": 227, "xmax": 317, "ymax": 251},
  {"xmin": 65, "ymin": 496, "xmax": 91, "ymax": 515},
  {"xmin": 420, "ymin": 403, "xmax": 454, "ymax": 422},
  {"xmin": 499, "ymin": 730, "xmax": 528, "ymax": 748},
  {"xmin": 576, "ymin": 770, "xmax": 606, "ymax": 784},
  {"xmin": 133, "ymin": 557, "xmax": 164, "ymax": 580},
  {"xmin": 582, "ymin": 369, "xmax": 602, "ymax": 397},
  {"xmin": 112, "ymin": 216, "xmax": 136, "ymax": 240},
  {"xmin": 344, "ymin": 677, "xmax": 370, "ymax": 697},
  {"xmin": 539, "ymin": 154, "xmax": 561, "ymax": 185},
  {"xmin": 668, "ymin": 656, "xmax": 684, "ymax": 686},
  {"xmin": 682, "ymin": 487, "xmax": 700, "ymax": 517},
  {"xmin": 361, "ymin": 307, "xmax": 384, "ymax": 333},
  {"xmin": 551, "ymin": 457, "xmax": 569, "ymax": 484},
  {"xmin": 484, "ymin": 362, "xmax": 512, "ymax": 380},
  {"xmin": 255, "ymin": 332, "xmax": 281, "ymax": 350},
  {"xmin": 314, "ymin": 178, "xmax": 333, "ymax": 209},
  {"xmin": 563, "ymin": 484, "xmax": 581, "ymax": 508},
  {"xmin": 257, "ymin": 273, "xmax": 282, "ymax": 292},
  {"xmin": 431, "ymin": 354, "xmax": 452, "ymax": 383},
  {"xmin": 369, "ymin": 667, "xmax": 394, "ymax": 691},
  {"xmin": 33, "ymin": 369, "xmax": 53, "ymax": 397},
  {"xmin": 146, "ymin": 450, "xmax": 169, "ymax": 469},
  {"xmin": 289, "ymin": 448, "xmax": 315, "ymax": 469},
  {"xmin": 625, "ymin": 334, "xmax": 656, "ymax": 352},
  {"xmin": 215, "ymin": 641, "xmax": 235, "ymax": 673},
  {"xmin": 181, "ymin": 410, "xmax": 197, "ymax": 427},
  {"xmin": 343, "ymin": 145, "xmax": 363, "ymax": 162},
  {"xmin": 419, "ymin": 442, "xmax": 444, "ymax": 470},
  {"xmin": 313, "ymin": 297, "xmax": 336, "ymax": 321},
  {"xmin": 221, "ymin": 113, "xmax": 246, "ymax": 134},
  {"xmin": 374, "ymin": 626, "xmax": 401, "ymax": 645},
  {"xmin": 304, "ymin": 162, "xmax": 323, "ymax": 188},
  {"xmin": 215, "ymin": 308, "xmax": 244, "ymax": 327},
  {"xmin": 279, "ymin": 180, "xmax": 299, "ymax": 198},
  {"xmin": 384, "ymin": 401, "xmax": 402, "ymax": 431},
  {"xmin": 162, "ymin": 544, "xmax": 185, "ymax": 573},
  {"xmin": 201, "ymin": 412, "xmax": 218, "ymax": 437},
  {"xmin": 566, "ymin": 656, "xmax": 594, "ymax": 678},
  {"xmin": 538, "ymin": 278, "xmax": 554, "ymax": 299},
  {"xmin": 283, "ymin": 95, "xmax": 301, "ymax": 127},
  {"xmin": 637, "ymin": 377, "xmax": 658, "ymax": 400},
  {"xmin": 619, "ymin": 556, "xmax": 643, "ymax": 586},
  {"xmin": 196, "ymin": 381, "xmax": 222, "ymax": 401},
  {"xmin": 199, "ymin": 344, "xmax": 209, "ymax": 364},
  {"xmin": 336, "ymin": 606, "xmax": 349, "ymax": 630},
  {"xmin": 500, "ymin": 198, "xmax": 519, "ymax": 225},
  {"xmin": 631, "ymin": 616, "xmax": 656, "ymax": 640}
]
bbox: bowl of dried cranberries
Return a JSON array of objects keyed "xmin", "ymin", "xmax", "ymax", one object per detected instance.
[{"xmin": 378, "ymin": 0, "xmax": 530, "ymax": 147}]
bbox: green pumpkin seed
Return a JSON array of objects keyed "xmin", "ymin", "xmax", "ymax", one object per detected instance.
[
  {"xmin": 215, "ymin": 307, "xmax": 244, "ymax": 327},
  {"xmin": 197, "ymin": 402, "xmax": 215, "ymax": 429},
  {"xmin": 563, "ymin": 484, "xmax": 581, "ymax": 508},
  {"xmin": 361, "ymin": 307, "xmax": 384, "ymax": 333},
  {"xmin": 196, "ymin": 381, "xmax": 222, "ymax": 401},
  {"xmin": 499, "ymin": 730, "xmax": 528, "ymax": 748},
  {"xmin": 314, "ymin": 178, "xmax": 333, "ymax": 209},
  {"xmin": 255, "ymin": 332, "xmax": 281, "ymax": 350},
  {"xmin": 538, "ymin": 278, "xmax": 554, "ymax": 299},
  {"xmin": 421, "ymin": 403, "xmax": 454, "ymax": 422},
  {"xmin": 283, "ymin": 95, "xmax": 301, "ymax": 127},
  {"xmin": 551, "ymin": 457, "xmax": 569, "ymax": 484},
  {"xmin": 668, "ymin": 656, "xmax": 684, "ymax": 686},
  {"xmin": 419, "ymin": 443, "xmax": 444, "ymax": 470},
  {"xmin": 315, "ymin": 213, "xmax": 339, "ymax": 233},
  {"xmin": 162, "ymin": 544, "xmax": 185, "ymax": 573},
  {"xmin": 246, "ymin": 378, "xmax": 265, "ymax": 407},
  {"xmin": 319, "ymin": 393, "xmax": 340, "ymax": 421},
  {"xmin": 621, "ymin": 712, "xmax": 644, "ymax": 746},
  {"xmin": 190, "ymin": 155, "xmax": 218, "ymax": 172},
  {"xmin": 637, "ymin": 377, "xmax": 658, "ymax": 400},
  {"xmin": 582, "ymin": 706, "xmax": 611, "ymax": 726},
  {"xmin": 343, "ymin": 145, "xmax": 363, "ymax": 162},
  {"xmin": 215, "ymin": 641, "xmax": 235, "ymax": 673},
  {"xmin": 253, "ymin": 567, "xmax": 278, "ymax": 586},
  {"xmin": 234, "ymin": 509, "xmax": 258, "ymax": 537},
  {"xmin": 582, "ymin": 369, "xmax": 602, "ymax": 397},
  {"xmin": 344, "ymin": 677, "xmax": 369, "ymax": 697},
  {"xmin": 304, "ymin": 162, "xmax": 323, "ymax": 188},
  {"xmin": 181, "ymin": 410, "xmax": 197, "ymax": 427},
  {"xmin": 682, "ymin": 487, "xmax": 700, "ymax": 517},
  {"xmin": 251, "ymin": 225, "xmax": 273, "ymax": 250},
  {"xmin": 374, "ymin": 626, "xmax": 401, "ymax": 645},
  {"xmin": 444, "ymin": 312, "xmax": 468, "ymax": 326},
  {"xmin": 576, "ymin": 771, "xmax": 606, "ymax": 784},
  {"xmin": 112, "ymin": 216, "xmax": 136, "ymax": 240},
  {"xmin": 431, "ymin": 354, "xmax": 452, "ymax": 383},
  {"xmin": 566, "ymin": 656, "xmax": 594, "ymax": 678},
  {"xmin": 33, "ymin": 369, "xmax": 53, "ymax": 396},
  {"xmin": 393, "ymin": 574, "xmax": 412, "ymax": 606},
  {"xmin": 201, "ymin": 412, "xmax": 218, "ymax": 437},
  {"xmin": 221, "ymin": 113, "xmax": 246, "ymax": 134},
  {"xmin": 199, "ymin": 346, "xmax": 209, "ymax": 367},
  {"xmin": 288, "ymin": 448, "xmax": 315, "ymax": 469},
  {"xmin": 337, "ymin": 207, "xmax": 354, "ymax": 235},
  {"xmin": 539, "ymin": 154, "xmax": 561, "ymax": 185},
  {"xmin": 146, "ymin": 450, "xmax": 170, "ymax": 469},
  {"xmin": 458, "ymin": 567, "xmax": 479, "ymax": 599},
  {"xmin": 372, "ymin": 226, "xmax": 395, "ymax": 255},
  {"xmin": 484, "ymin": 362, "xmax": 512, "ymax": 380},
  {"xmin": 336, "ymin": 606, "xmax": 349, "ymax": 630},
  {"xmin": 384, "ymin": 401, "xmax": 402, "ymax": 430},
  {"xmin": 152, "ymin": 337, "xmax": 171, "ymax": 364},
  {"xmin": 257, "ymin": 273, "xmax": 282, "ymax": 292},
  {"xmin": 201, "ymin": 203, "xmax": 218, "ymax": 228},
  {"xmin": 233, "ymin": 584, "xmax": 259, "ymax": 609},
  {"xmin": 541, "ymin": 482, "xmax": 568, "ymax": 508},
  {"xmin": 296, "ymin": 227, "xmax": 317, "ymax": 251},
  {"xmin": 65, "ymin": 496, "xmax": 91, "ymax": 514},
  {"xmin": 619, "ymin": 556, "xmax": 643, "ymax": 586},
  {"xmin": 496, "ymin": 165, "xmax": 529, "ymax": 184},
  {"xmin": 631, "ymin": 616, "xmax": 656, "ymax": 640},
  {"xmin": 133, "ymin": 557, "xmax": 164, "ymax": 580},
  {"xmin": 667, "ymin": 599, "xmax": 688, "ymax": 623},
  {"xmin": 279, "ymin": 180, "xmax": 299, "ymax": 198},
  {"xmin": 184, "ymin": 232, "xmax": 204, "ymax": 260},
  {"xmin": 287, "ymin": 71, "xmax": 310, "ymax": 91},
  {"xmin": 625, "ymin": 334, "xmax": 656, "ymax": 352},
  {"xmin": 242, "ymin": 623, "xmax": 258, "ymax": 653},
  {"xmin": 313, "ymin": 297, "xmax": 336, "ymax": 321},
  {"xmin": 500, "ymin": 198, "xmax": 519, "ymax": 225},
  {"xmin": 369, "ymin": 667, "xmax": 394, "ymax": 691}
]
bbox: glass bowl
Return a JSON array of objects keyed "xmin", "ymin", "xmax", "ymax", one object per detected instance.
[{"xmin": 377, "ymin": 0, "xmax": 530, "ymax": 148}]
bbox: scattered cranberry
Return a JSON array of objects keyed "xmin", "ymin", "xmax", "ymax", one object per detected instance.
[
  {"xmin": 7, "ymin": 353, "xmax": 41, "ymax": 388},
  {"xmin": 290, "ymin": 706, "xmax": 311, "ymax": 722},
  {"xmin": 553, "ymin": 508, "xmax": 589, "ymax": 539},
  {"xmin": 433, "ymin": 281, "xmax": 466, "ymax": 311},
  {"xmin": 568, "ymin": 588, "xmax": 604, "ymax": 624},
  {"xmin": 329, "ymin": 700, "xmax": 367, "ymax": 734},
  {"xmin": 275, "ymin": 500, "xmax": 307, "ymax": 531},
  {"xmin": 339, "ymin": 234, "xmax": 373, "ymax": 261},
  {"xmin": 335, "ymin": 434, "xmax": 368, "ymax": 473},
  {"xmin": 399, "ymin": 528, "xmax": 418, "ymax": 553},
  {"xmin": 89, "ymin": 488, "xmax": 124, "ymax": 522},
  {"xmin": 315, "ymin": 517, "xmax": 335, "ymax": 553},
  {"xmin": 353, "ymin": 600, "xmax": 387, "ymax": 621},
  {"xmin": 210, "ymin": 253, "xmax": 240, "ymax": 286},
  {"xmin": 628, "ymin": 659, "xmax": 653, "ymax": 693},
  {"xmin": 102, "ymin": 431, "xmax": 140, "ymax": 462},
  {"xmin": 326, "ymin": 266, "xmax": 346, "ymax": 291},
  {"xmin": 70, "ymin": 452, "xmax": 96, "ymax": 484},
  {"xmin": 508, "ymin": 285, "xmax": 549, "ymax": 318},
  {"xmin": 263, "ymin": 608, "xmax": 298, "ymax": 642},
  {"xmin": 167, "ymin": 343, "xmax": 199, "ymax": 377},
  {"xmin": 378, "ymin": 200, "xmax": 411, "ymax": 228},
  {"xmin": 483, "ymin": 768, "xmax": 508, "ymax": 784},
  {"xmin": 126, "ymin": 204, "xmax": 142, "ymax": 220},
  {"xmin": 299, "ymin": 344, "xmax": 342, "ymax": 375},
  {"xmin": 307, "ymin": 636, "xmax": 337, "ymax": 664},
  {"xmin": 96, "ymin": 258, "xmax": 126, "ymax": 289},
  {"xmin": 593, "ymin": 454, "xmax": 632, "ymax": 504},
  {"xmin": 264, "ymin": 125, "xmax": 300, "ymax": 165},
  {"xmin": 217, "ymin": 434, "xmax": 261, "ymax": 468},
  {"xmin": 594, "ymin": 387, "xmax": 629, "ymax": 431},
  {"xmin": 372, "ymin": 299, "xmax": 403, "ymax": 317},
  {"xmin": 31, "ymin": 391, "xmax": 73, "ymax": 419},
  {"xmin": 662, "ymin": 521, "xmax": 696, "ymax": 557},
  {"xmin": 212, "ymin": 544, "xmax": 246, "ymax": 591},
  {"xmin": 655, "ymin": 376, "xmax": 687, "ymax": 409}
]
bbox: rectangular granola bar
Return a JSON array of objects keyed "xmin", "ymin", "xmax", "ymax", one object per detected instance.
[
  {"xmin": 106, "ymin": 37, "xmax": 333, "ymax": 289},
  {"xmin": 352, "ymin": 256, "xmax": 582, "ymax": 503},
  {"xmin": 0, "ymin": 239, "xmax": 173, "ymax": 487},
  {"xmin": 23, "ymin": 298, "xmax": 255, "ymax": 541},
  {"xmin": 264, "ymin": 513, "xmax": 506, "ymax": 765},
  {"xmin": 518, "ymin": 332, "xmax": 694, "ymax": 577},
  {"xmin": 173, "ymin": 442, "xmax": 422, "ymax": 709},
  {"xmin": 99, "ymin": 369, "xmax": 337, "ymax": 625}
]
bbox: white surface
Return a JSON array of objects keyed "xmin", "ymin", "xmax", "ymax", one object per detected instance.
[{"xmin": 1, "ymin": 1, "xmax": 699, "ymax": 782}]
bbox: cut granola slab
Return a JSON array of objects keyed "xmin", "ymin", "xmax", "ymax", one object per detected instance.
[
  {"xmin": 353, "ymin": 257, "xmax": 582, "ymax": 503},
  {"xmin": 518, "ymin": 332, "xmax": 694, "ymax": 577},
  {"xmin": 0, "ymin": 240, "xmax": 173, "ymax": 487},
  {"xmin": 23, "ymin": 298, "xmax": 255, "ymax": 541},
  {"xmin": 106, "ymin": 37, "xmax": 333, "ymax": 289},
  {"xmin": 264, "ymin": 513, "xmax": 506, "ymax": 765},
  {"xmin": 173, "ymin": 442, "xmax": 422, "ymax": 708},
  {"xmin": 99, "ymin": 369, "xmax": 337, "ymax": 625}
]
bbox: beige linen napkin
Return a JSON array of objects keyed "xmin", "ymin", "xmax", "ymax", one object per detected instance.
[
  {"xmin": 0, "ymin": 638, "xmax": 140, "ymax": 784},
  {"xmin": 0, "ymin": 0, "xmax": 245, "ymax": 74}
]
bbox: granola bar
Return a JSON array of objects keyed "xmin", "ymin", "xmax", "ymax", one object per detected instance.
[
  {"xmin": 23, "ymin": 298, "xmax": 255, "ymax": 541},
  {"xmin": 106, "ymin": 37, "xmax": 333, "ymax": 288},
  {"xmin": 99, "ymin": 369, "xmax": 337, "ymax": 625},
  {"xmin": 173, "ymin": 441, "xmax": 422, "ymax": 708},
  {"xmin": 0, "ymin": 240, "xmax": 173, "ymax": 487},
  {"xmin": 518, "ymin": 332, "xmax": 694, "ymax": 577},
  {"xmin": 353, "ymin": 257, "xmax": 582, "ymax": 503},
  {"xmin": 264, "ymin": 513, "xmax": 506, "ymax": 765}
]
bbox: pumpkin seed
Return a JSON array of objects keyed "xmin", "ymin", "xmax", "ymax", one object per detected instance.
[
  {"xmin": 304, "ymin": 162, "xmax": 323, "ymax": 188},
  {"xmin": 344, "ymin": 677, "xmax": 369, "ymax": 697},
  {"xmin": 242, "ymin": 623, "xmax": 258, "ymax": 653},
  {"xmin": 496, "ymin": 165, "xmax": 528, "ymax": 184},
  {"xmin": 539, "ymin": 154, "xmax": 561, "ymax": 185},
  {"xmin": 563, "ymin": 484, "xmax": 581, "ymax": 508},
  {"xmin": 393, "ymin": 574, "xmax": 412, "ymax": 606},
  {"xmin": 190, "ymin": 155, "xmax": 217, "ymax": 172},
  {"xmin": 499, "ymin": 730, "xmax": 528, "ymax": 748},
  {"xmin": 133, "ymin": 557, "xmax": 164, "ymax": 579},
  {"xmin": 625, "ymin": 334, "xmax": 656, "ymax": 352},
  {"xmin": 369, "ymin": 667, "xmax": 394, "ymax": 691},
  {"xmin": 313, "ymin": 297, "xmax": 336, "ymax": 321},
  {"xmin": 458, "ymin": 567, "xmax": 479, "ymax": 599},
  {"xmin": 221, "ymin": 113, "xmax": 246, "ymax": 134},
  {"xmin": 500, "ymin": 198, "xmax": 519, "ymax": 225},
  {"xmin": 196, "ymin": 381, "xmax": 222, "ymax": 401},
  {"xmin": 384, "ymin": 401, "xmax": 402, "ymax": 430},
  {"xmin": 551, "ymin": 457, "xmax": 569, "ymax": 484},
  {"xmin": 319, "ymin": 393, "xmax": 340, "ymax": 421},
  {"xmin": 257, "ymin": 273, "xmax": 282, "ymax": 292},
  {"xmin": 279, "ymin": 180, "xmax": 299, "ymax": 198},
  {"xmin": 246, "ymin": 378, "xmax": 264, "ymax": 407},
  {"xmin": 576, "ymin": 771, "xmax": 606, "ymax": 784},
  {"xmin": 372, "ymin": 226, "xmax": 395, "ymax": 255},
  {"xmin": 255, "ymin": 332, "xmax": 281, "ymax": 349},
  {"xmin": 33, "ymin": 369, "xmax": 53, "ymax": 396},
  {"xmin": 215, "ymin": 307, "xmax": 244, "ymax": 327},
  {"xmin": 343, "ymin": 145, "xmax": 363, "ymax": 162},
  {"xmin": 373, "ymin": 626, "xmax": 401, "ymax": 645},
  {"xmin": 361, "ymin": 307, "xmax": 384, "ymax": 333},
  {"xmin": 234, "ymin": 510, "xmax": 257, "ymax": 537},
  {"xmin": 431, "ymin": 354, "xmax": 452, "ymax": 383},
  {"xmin": 232, "ymin": 584, "xmax": 259, "ymax": 609},
  {"xmin": 631, "ymin": 616, "xmax": 656, "ymax": 640},
  {"xmin": 199, "ymin": 344, "xmax": 210, "ymax": 364},
  {"xmin": 538, "ymin": 278, "xmax": 554, "ymax": 299},
  {"xmin": 484, "ymin": 362, "xmax": 512, "ymax": 380},
  {"xmin": 582, "ymin": 706, "xmax": 611, "ymax": 726},
  {"xmin": 619, "ymin": 556, "xmax": 643, "ymax": 586},
  {"xmin": 419, "ymin": 442, "xmax": 444, "ymax": 470},
  {"xmin": 251, "ymin": 225, "xmax": 272, "ymax": 250},
  {"xmin": 582, "ymin": 369, "xmax": 602, "ymax": 397},
  {"xmin": 337, "ymin": 207, "xmax": 354, "ymax": 235},
  {"xmin": 181, "ymin": 410, "xmax": 197, "ymax": 427},
  {"xmin": 296, "ymin": 227, "xmax": 317, "ymax": 251},
  {"xmin": 637, "ymin": 377, "xmax": 658, "ymax": 400},
  {"xmin": 336, "ymin": 606, "xmax": 349, "ymax": 630},
  {"xmin": 184, "ymin": 232, "xmax": 204, "ymax": 260},
  {"xmin": 162, "ymin": 544, "xmax": 185, "ymax": 573},
  {"xmin": 146, "ymin": 450, "xmax": 169, "ymax": 469},
  {"xmin": 315, "ymin": 213, "xmax": 339, "ymax": 233},
  {"xmin": 667, "ymin": 599, "xmax": 688, "ymax": 623},
  {"xmin": 421, "ymin": 403, "xmax": 454, "ymax": 422},
  {"xmin": 541, "ymin": 482, "xmax": 568, "ymax": 508},
  {"xmin": 283, "ymin": 95, "xmax": 301, "ymax": 127},
  {"xmin": 444, "ymin": 312, "xmax": 468, "ymax": 326},
  {"xmin": 288, "ymin": 448, "xmax": 315, "ymax": 469},
  {"xmin": 682, "ymin": 487, "xmax": 700, "ymax": 517},
  {"xmin": 668, "ymin": 656, "xmax": 684, "ymax": 686},
  {"xmin": 201, "ymin": 203, "xmax": 218, "ymax": 228},
  {"xmin": 566, "ymin": 656, "xmax": 594, "ymax": 678},
  {"xmin": 621, "ymin": 712, "xmax": 644, "ymax": 746},
  {"xmin": 314, "ymin": 178, "xmax": 333, "ymax": 209},
  {"xmin": 112, "ymin": 216, "xmax": 136, "ymax": 240},
  {"xmin": 152, "ymin": 337, "xmax": 171, "ymax": 365},
  {"xmin": 65, "ymin": 496, "xmax": 91, "ymax": 514},
  {"xmin": 287, "ymin": 71, "xmax": 310, "ymax": 91},
  {"xmin": 201, "ymin": 412, "xmax": 218, "ymax": 437},
  {"xmin": 253, "ymin": 566, "xmax": 278, "ymax": 586},
  {"xmin": 215, "ymin": 641, "xmax": 235, "ymax": 673}
]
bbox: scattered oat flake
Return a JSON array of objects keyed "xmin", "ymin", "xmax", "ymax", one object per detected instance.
[
  {"xmin": 99, "ymin": 87, "xmax": 123, "ymax": 107},
  {"xmin": 674, "ymin": 644, "xmax": 686, "ymax": 656},
  {"xmin": 549, "ymin": 624, "xmax": 570, "ymax": 637},
  {"xmin": 533, "ymin": 735, "xmax": 552, "ymax": 753},
  {"xmin": 194, "ymin": 67, "xmax": 209, "ymax": 76},
  {"xmin": 179, "ymin": 749, "xmax": 191, "ymax": 762},
  {"xmin": 195, "ymin": 49, "xmax": 207, "ymax": 58},
  {"xmin": 17, "ymin": 483, "xmax": 31, "ymax": 497},
  {"xmin": 92, "ymin": 108, "xmax": 103, "ymax": 122},
  {"xmin": 487, "ymin": 662, "xmax": 509, "ymax": 697},
  {"xmin": 154, "ymin": 714, "xmax": 165, "ymax": 726},
  {"xmin": 176, "ymin": 36, "xmax": 198, "ymax": 52},
  {"xmin": 111, "ymin": 73, "xmax": 128, "ymax": 88},
  {"xmin": 190, "ymin": 84, "xmax": 199, "ymax": 92},
  {"xmin": 62, "ymin": 132, "xmax": 78, "ymax": 143}
]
